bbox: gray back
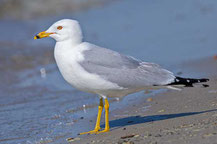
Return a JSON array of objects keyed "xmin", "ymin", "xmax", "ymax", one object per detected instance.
[{"xmin": 79, "ymin": 43, "xmax": 175, "ymax": 88}]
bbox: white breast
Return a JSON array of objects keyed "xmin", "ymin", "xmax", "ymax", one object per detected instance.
[{"xmin": 54, "ymin": 42, "xmax": 123, "ymax": 95}]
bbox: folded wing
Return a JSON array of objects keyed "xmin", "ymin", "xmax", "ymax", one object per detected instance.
[{"xmin": 79, "ymin": 42, "xmax": 175, "ymax": 89}]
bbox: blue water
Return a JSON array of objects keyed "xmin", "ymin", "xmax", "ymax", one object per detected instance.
[{"xmin": 0, "ymin": 0, "xmax": 217, "ymax": 143}]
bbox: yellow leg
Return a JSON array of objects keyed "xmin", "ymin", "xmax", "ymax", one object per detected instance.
[
  {"xmin": 97, "ymin": 98, "xmax": 110, "ymax": 134},
  {"xmin": 79, "ymin": 98, "xmax": 103, "ymax": 135}
]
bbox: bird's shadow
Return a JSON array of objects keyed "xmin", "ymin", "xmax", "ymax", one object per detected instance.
[{"xmin": 101, "ymin": 109, "xmax": 217, "ymax": 128}]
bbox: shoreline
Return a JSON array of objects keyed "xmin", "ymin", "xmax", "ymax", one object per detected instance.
[{"xmin": 69, "ymin": 56, "xmax": 217, "ymax": 144}]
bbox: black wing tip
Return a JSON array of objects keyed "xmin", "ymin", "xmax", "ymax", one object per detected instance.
[
  {"xmin": 168, "ymin": 77, "xmax": 209, "ymax": 86},
  {"xmin": 200, "ymin": 78, "xmax": 209, "ymax": 82}
]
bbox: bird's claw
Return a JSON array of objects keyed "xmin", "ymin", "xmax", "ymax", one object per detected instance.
[
  {"xmin": 79, "ymin": 128, "xmax": 109, "ymax": 135},
  {"xmin": 79, "ymin": 128, "xmax": 100, "ymax": 135},
  {"xmin": 96, "ymin": 128, "xmax": 109, "ymax": 134}
]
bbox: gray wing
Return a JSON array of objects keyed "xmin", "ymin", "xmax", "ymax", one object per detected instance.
[{"xmin": 80, "ymin": 43, "xmax": 175, "ymax": 88}]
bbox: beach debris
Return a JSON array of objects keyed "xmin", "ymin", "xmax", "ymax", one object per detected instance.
[
  {"xmin": 134, "ymin": 134, "xmax": 140, "ymax": 138},
  {"xmin": 123, "ymin": 127, "xmax": 126, "ymax": 130},
  {"xmin": 211, "ymin": 103, "xmax": 217, "ymax": 106},
  {"xmin": 118, "ymin": 140, "xmax": 135, "ymax": 144},
  {"xmin": 154, "ymin": 134, "xmax": 162, "ymax": 137},
  {"xmin": 121, "ymin": 134, "xmax": 135, "ymax": 139},
  {"xmin": 146, "ymin": 98, "xmax": 153, "ymax": 102},
  {"xmin": 66, "ymin": 109, "xmax": 75, "ymax": 113},
  {"xmin": 163, "ymin": 129, "xmax": 176, "ymax": 135},
  {"xmin": 202, "ymin": 133, "xmax": 216, "ymax": 138},
  {"xmin": 80, "ymin": 116, "xmax": 84, "ymax": 119},
  {"xmin": 213, "ymin": 55, "xmax": 217, "ymax": 60},
  {"xmin": 83, "ymin": 104, "xmax": 87, "ymax": 113},
  {"xmin": 144, "ymin": 133, "xmax": 152, "ymax": 138},
  {"xmin": 50, "ymin": 114, "xmax": 61, "ymax": 120},
  {"xmin": 167, "ymin": 131, "xmax": 174, "ymax": 135},
  {"xmin": 66, "ymin": 137, "xmax": 80, "ymax": 142},
  {"xmin": 158, "ymin": 109, "xmax": 165, "ymax": 113},
  {"xmin": 40, "ymin": 67, "xmax": 46, "ymax": 78}
]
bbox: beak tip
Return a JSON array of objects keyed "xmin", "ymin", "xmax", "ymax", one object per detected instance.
[
  {"xmin": 34, "ymin": 31, "xmax": 51, "ymax": 40},
  {"xmin": 34, "ymin": 35, "xmax": 40, "ymax": 39}
]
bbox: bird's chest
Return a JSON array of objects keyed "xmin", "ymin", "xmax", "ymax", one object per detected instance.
[
  {"xmin": 54, "ymin": 49, "xmax": 90, "ymax": 90},
  {"xmin": 54, "ymin": 44, "xmax": 124, "ymax": 95},
  {"xmin": 54, "ymin": 47, "xmax": 112, "ymax": 93}
]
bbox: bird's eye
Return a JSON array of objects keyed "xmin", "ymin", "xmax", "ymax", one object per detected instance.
[{"xmin": 57, "ymin": 26, "xmax": 63, "ymax": 30}]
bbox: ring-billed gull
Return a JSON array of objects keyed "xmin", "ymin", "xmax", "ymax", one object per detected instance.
[{"xmin": 34, "ymin": 19, "xmax": 209, "ymax": 134}]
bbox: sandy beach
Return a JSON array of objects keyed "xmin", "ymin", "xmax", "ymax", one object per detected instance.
[{"xmin": 67, "ymin": 57, "xmax": 217, "ymax": 144}]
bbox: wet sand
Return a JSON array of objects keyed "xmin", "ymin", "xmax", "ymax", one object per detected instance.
[{"xmin": 69, "ymin": 57, "xmax": 217, "ymax": 144}]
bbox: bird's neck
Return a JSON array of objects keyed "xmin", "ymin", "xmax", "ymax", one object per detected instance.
[
  {"xmin": 56, "ymin": 39, "xmax": 82, "ymax": 49},
  {"xmin": 54, "ymin": 39, "xmax": 83, "ymax": 63}
]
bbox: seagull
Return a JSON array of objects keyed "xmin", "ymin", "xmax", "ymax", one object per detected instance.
[{"xmin": 34, "ymin": 19, "xmax": 209, "ymax": 134}]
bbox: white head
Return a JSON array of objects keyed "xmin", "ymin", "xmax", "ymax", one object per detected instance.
[{"xmin": 34, "ymin": 19, "xmax": 83, "ymax": 44}]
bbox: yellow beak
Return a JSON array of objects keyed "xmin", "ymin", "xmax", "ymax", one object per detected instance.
[{"xmin": 34, "ymin": 31, "xmax": 55, "ymax": 39}]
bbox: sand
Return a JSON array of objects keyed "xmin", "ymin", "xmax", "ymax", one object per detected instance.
[{"xmin": 67, "ymin": 57, "xmax": 217, "ymax": 144}]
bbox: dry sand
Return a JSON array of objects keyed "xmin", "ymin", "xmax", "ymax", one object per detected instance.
[{"xmin": 68, "ymin": 57, "xmax": 217, "ymax": 144}]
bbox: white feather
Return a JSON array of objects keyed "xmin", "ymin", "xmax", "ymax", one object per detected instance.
[{"xmin": 54, "ymin": 40, "xmax": 125, "ymax": 96}]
